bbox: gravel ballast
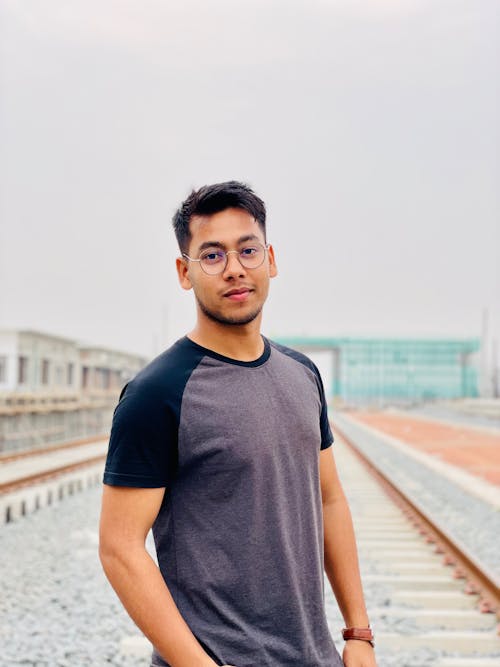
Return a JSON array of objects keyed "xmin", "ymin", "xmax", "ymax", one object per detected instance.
[
  {"xmin": 1, "ymin": 432, "xmax": 497, "ymax": 667},
  {"xmin": 334, "ymin": 412, "xmax": 500, "ymax": 580}
]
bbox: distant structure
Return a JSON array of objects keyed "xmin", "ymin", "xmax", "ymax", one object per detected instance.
[
  {"xmin": 0, "ymin": 329, "xmax": 147, "ymax": 453},
  {"xmin": 0, "ymin": 329, "xmax": 145, "ymax": 394},
  {"xmin": 277, "ymin": 337, "xmax": 480, "ymax": 404}
]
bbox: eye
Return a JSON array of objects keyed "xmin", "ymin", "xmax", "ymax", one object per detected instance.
[
  {"xmin": 201, "ymin": 250, "xmax": 225, "ymax": 264},
  {"xmin": 240, "ymin": 246, "xmax": 259, "ymax": 257}
]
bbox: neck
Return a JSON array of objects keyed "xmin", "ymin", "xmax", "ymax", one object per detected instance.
[{"xmin": 188, "ymin": 314, "xmax": 265, "ymax": 362}]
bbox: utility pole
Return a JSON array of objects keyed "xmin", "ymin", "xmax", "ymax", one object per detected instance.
[
  {"xmin": 492, "ymin": 338, "xmax": 499, "ymax": 399},
  {"xmin": 480, "ymin": 308, "xmax": 490, "ymax": 397}
]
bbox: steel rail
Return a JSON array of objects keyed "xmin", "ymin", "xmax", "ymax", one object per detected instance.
[
  {"xmin": 334, "ymin": 423, "xmax": 500, "ymax": 623},
  {"xmin": 0, "ymin": 455, "xmax": 107, "ymax": 495},
  {"xmin": 0, "ymin": 434, "xmax": 108, "ymax": 464}
]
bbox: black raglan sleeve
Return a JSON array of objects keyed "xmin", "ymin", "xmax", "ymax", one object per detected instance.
[
  {"xmin": 103, "ymin": 380, "xmax": 177, "ymax": 488},
  {"xmin": 102, "ymin": 338, "xmax": 206, "ymax": 488},
  {"xmin": 309, "ymin": 363, "xmax": 334, "ymax": 450}
]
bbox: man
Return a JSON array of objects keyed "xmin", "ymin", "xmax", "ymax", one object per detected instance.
[{"xmin": 99, "ymin": 181, "xmax": 377, "ymax": 667}]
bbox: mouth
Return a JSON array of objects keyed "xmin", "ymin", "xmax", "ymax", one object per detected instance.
[{"xmin": 223, "ymin": 287, "xmax": 253, "ymax": 302}]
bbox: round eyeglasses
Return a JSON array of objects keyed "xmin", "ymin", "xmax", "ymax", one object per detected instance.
[{"xmin": 182, "ymin": 243, "xmax": 269, "ymax": 275}]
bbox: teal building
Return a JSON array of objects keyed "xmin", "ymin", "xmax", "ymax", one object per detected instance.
[{"xmin": 276, "ymin": 337, "xmax": 480, "ymax": 403}]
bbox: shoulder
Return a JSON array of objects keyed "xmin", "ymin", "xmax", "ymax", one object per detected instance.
[
  {"xmin": 122, "ymin": 337, "xmax": 204, "ymax": 399},
  {"xmin": 105, "ymin": 340, "xmax": 204, "ymax": 487},
  {"xmin": 268, "ymin": 339, "xmax": 321, "ymax": 379}
]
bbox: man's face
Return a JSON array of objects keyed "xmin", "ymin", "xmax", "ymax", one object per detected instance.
[{"xmin": 176, "ymin": 207, "xmax": 277, "ymax": 327}]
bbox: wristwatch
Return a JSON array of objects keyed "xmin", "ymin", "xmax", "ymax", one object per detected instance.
[{"xmin": 341, "ymin": 626, "xmax": 375, "ymax": 647}]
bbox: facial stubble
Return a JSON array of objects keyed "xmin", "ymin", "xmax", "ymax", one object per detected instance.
[{"xmin": 195, "ymin": 294, "xmax": 263, "ymax": 327}]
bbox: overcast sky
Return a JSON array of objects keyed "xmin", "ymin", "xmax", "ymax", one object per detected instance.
[{"xmin": 1, "ymin": 0, "xmax": 499, "ymax": 363}]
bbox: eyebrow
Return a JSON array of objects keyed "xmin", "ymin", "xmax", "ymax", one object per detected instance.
[{"xmin": 196, "ymin": 234, "xmax": 261, "ymax": 254}]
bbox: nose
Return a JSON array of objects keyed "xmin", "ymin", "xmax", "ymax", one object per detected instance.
[{"xmin": 222, "ymin": 250, "xmax": 246, "ymax": 278}]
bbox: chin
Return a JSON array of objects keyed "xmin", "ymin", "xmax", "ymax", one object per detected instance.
[
  {"xmin": 199, "ymin": 302, "xmax": 263, "ymax": 327},
  {"xmin": 217, "ymin": 310, "xmax": 262, "ymax": 326}
]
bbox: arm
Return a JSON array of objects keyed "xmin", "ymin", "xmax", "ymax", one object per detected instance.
[
  {"xmin": 99, "ymin": 484, "xmax": 219, "ymax": 667},
  {"xmin": 319, "ymin": 447, "xmax": 377, "ymax": 667}
]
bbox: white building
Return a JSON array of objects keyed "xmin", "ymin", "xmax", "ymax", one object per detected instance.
[
  {"xmin": 0, "ymin": 330, "xmax": 146, "ymax": 395},
  {"xmin": 79, "ymin": 344, "xmax": 147, "ymax": 393},
  {"xmin": 0, "ymin": 330, "xmax": 80, "ymax": 394},
  {"xmin": 0, "ymin": 329, "xmax": 147, "ymax": 453}
]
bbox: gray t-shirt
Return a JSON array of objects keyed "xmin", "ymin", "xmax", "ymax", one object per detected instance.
[{"xmin": 104, "ymin": 336, "xmax": 342, "ymax": 667}]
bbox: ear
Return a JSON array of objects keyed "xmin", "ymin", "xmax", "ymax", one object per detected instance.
[
  {"xmin": 267, "ymin": 244, "xmax": 278, "ymax": 278},
  {"xmin": 176, "ymin": 256, "xmax": 193, "ymax": 291}
]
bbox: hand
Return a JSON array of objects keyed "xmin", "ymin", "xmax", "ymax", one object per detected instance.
[{"xmin": 342, "ymin": 639, "xmax": 377, "ymax": 666}]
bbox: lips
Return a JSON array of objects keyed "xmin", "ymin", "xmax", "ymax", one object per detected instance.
[
  {"xmin": 223, "ymin": 287, "xmax": 253, "ymax": 301},
  {"xmin": 224, "ymin": 288, "xmax": 251, "ymax": 296}
]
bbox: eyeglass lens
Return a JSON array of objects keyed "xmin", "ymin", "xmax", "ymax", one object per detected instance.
[{"xmin": 199, "ymin": 244, "xmax": 266, "ymax": 274}]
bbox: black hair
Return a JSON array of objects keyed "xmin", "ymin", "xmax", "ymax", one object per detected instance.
[{"xmin": 172, "ymin": 181, "xmax": 267, "ymax": 253}]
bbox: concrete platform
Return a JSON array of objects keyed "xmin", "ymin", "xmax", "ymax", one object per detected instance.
[
  {"xmin": 377, "ymin": 562, "xmax": 452, "ymax": 576},
  {"xmin": 0, "ymin": 439, "xmax": 108, "ymax": 486},
  {"xmin": 0, "ymin": 462, "xmax": 104, "ymax": 524},
  {"xmin": 392, "ymin": 590, "xmax": 480, "ymax": 610},
  {"xmin": 433, "ymin": 659, "xmax": 500, "ymax": 667},
  {"xmin": 376, "ymin": 630, "xmax": 500, "ymax": 653},
  {"xmin": 355, "ymin": 530, "xmax": 421, "ymax": 540},
  {"xmin": 362, "ymin": 574, "xmax": 464, "ymax": 591},
  {"xmin": 369, "ymin": 607, "xmax": 497, "ymax": 630},
  {"xmin": 341, "ymin": 411, "xmax": 500, "ymax": 500},
  {"xmin": 361, "ymin": 549, "xmax": 444, "ymax": 560}
]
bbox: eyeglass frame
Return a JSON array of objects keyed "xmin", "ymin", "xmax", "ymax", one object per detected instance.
[{"xmin": 182, "ymin": 242, "xmax": 270, "ymax": 275}]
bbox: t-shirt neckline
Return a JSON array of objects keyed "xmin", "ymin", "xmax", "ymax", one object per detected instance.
[{"xmin": 183, "ymin": 335, "xmax": 271, "ymax": 368}]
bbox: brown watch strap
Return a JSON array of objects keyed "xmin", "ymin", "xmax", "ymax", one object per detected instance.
[{"xmin": 341, "ymin": 627, "xmax": 375, "ymax": 646}]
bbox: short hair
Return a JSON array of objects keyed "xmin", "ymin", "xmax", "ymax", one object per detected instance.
[{"xmin": 172, "ymin": 181, "xmax": 267, "ymax": 253}]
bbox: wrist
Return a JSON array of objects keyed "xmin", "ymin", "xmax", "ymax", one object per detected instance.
[
  {"xmin": 343, "ymin": 612, "xmax": 370, "ymax": 627},
  {"xmin": 342, "ymin": 625, "xmax": 375, "ymax": 648}
]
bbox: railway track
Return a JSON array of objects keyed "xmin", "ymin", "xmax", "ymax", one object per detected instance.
[
  {"xmin": 0, "ymin": 453, "xmax": 107, "ymax": 494},
  {"xmin": 1, "ymin": 418, "xmax": 500, "ymax": 663},
  {"xmin": 0, "ymin": 438, "xmax": 108, "ymax": 523},
  {"xmin": 0, "ymin": 433, "xmax": 107, "ymax": 464},
  {"xmin": 339, "ymin": 426, "xmax": 500, "ymax": 617},
  {"xmin": 0, "ymin": 438, "xmax": 108, "ymax": 494},
  {"xmin": 331, "ymin": 420, "xmax": 500, "ymax": 665}
]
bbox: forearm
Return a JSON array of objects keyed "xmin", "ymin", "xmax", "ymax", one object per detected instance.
[
  {"xmin": 100, "ymin": 544, "xmax": 215, "ymax": 667},
  {"xmin": 323, "ymin": 496, "xmax": 369, "ymax": 627}
]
